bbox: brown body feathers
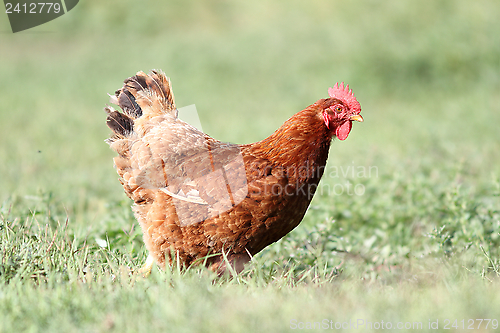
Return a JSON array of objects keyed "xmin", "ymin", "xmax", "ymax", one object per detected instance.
[{"xmin": 105, "ymin": 70, "xmax": 362, "ymax": 273}]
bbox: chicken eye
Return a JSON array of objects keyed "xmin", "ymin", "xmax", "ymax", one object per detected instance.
[{"xmin": 334, "ymin": 106, "xmax": 343, "ymax": 113}]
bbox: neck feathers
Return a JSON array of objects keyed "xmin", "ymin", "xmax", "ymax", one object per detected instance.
[{"xmin": 251, "ymin": 105, "xmax": 332, "ymax": 183}]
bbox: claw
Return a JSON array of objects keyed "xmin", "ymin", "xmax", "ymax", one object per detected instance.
[{"xmin": 137, "ymin": 254, "xmax": 155, "ymax": 278}]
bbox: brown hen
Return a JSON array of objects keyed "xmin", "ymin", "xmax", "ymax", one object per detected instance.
[{"xmin": 105, "ymin": 70, "xmax": 363, "ymax": 274}]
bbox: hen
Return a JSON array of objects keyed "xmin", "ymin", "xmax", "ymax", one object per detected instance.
[{"xmin": 105, "ymin": 70, "xmax": 362, "ymax": 274}]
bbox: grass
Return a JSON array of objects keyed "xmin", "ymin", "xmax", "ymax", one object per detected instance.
[{"xmin": 1, "ymin": 0, "xmax": 500, "ymax": 331}]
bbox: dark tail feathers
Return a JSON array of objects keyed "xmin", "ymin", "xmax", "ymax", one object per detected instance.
[{"xmin": 105, "ymin": 69, "xmax": 176, "ymax": 141}]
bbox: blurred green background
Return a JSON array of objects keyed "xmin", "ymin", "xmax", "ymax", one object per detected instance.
[
  {"xmin": 0, "ymin": 0, "xmax": 499, "ymax": 253},
  {"xmin": 2, "ymin": 0, "xmax": 500, "ymax": 263}
]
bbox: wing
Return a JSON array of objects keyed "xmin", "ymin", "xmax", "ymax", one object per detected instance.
[{"xmin": 122, "ymin": 116, "xmax": 248, "ymax": 227}]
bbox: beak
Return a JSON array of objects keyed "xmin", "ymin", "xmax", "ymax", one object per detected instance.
[{"xmin": 350, "ymin": 114, "xmax": 364, "ymax": 122}]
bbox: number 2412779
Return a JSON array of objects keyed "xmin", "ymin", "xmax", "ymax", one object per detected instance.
[
  {"xmin": 443, "ymin": 319, "xmax": 498, "ymax": 330},
  {"xmin": 5, "ymin": 3, "xmax": 61, "ymax": 14}
]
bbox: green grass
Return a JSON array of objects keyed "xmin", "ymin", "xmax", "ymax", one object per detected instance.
[{"xmin": 1, "ymin": 0, "xmax": 500, "ymax": 331}]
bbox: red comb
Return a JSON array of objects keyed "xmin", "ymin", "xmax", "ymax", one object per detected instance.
[{"xmin": 328, "ymin": 83, "xmax": 361, "ymax": 114}]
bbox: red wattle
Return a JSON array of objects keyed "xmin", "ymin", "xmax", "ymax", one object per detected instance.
[{"xmin": 335, "ymin": 121, "xmax": 352, "ymax": 141}]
